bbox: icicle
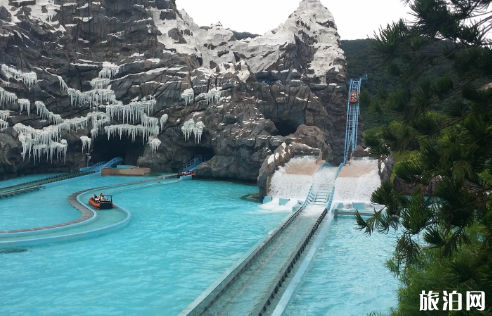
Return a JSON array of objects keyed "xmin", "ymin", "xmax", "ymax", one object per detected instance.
[
  {"xmin": 160, "ymin": 114, "xmax": 168, "ymax": 130},
  {"xmin": 57, "ymin": 75, "xmax": 69, "ymax": 92},
  {"xmin": 99, "ymin": 62, "xmax": 120, "ymax": 79},
  {"xmin": 181, "ymin": 119, "xmax": 195, "ymax": 141},
  {"xmin": 206, "ymin": 88, "xmax": 221, "ymax": 105},
  {"xmin": 18, "ymin": 99, "xmax": 30, "ymax": 116},
  {"xmin": 140, "ymin": 96, "xmax": 156, "ymax": 114},
  {"xmin": 0, "ymin": 119, "xmax": 8, "ymax": 131},
  {"xmin": 181, "ymin": 88, "xmax": 194, "ymax": 106},
  {"xmin": 90, "ymin": 78, "xmax": 111, "ymax": 89},
  {"xmin": 35, "ymin": 101, "xmax": 63, "ymax": 124},
  {"xmin": 193, "ymin": 121, "xmax": 205, "ymax": 143},
  {"xmin": 1, "ymin": 64, "xmax": 37, "ymax": 89},
  {"xmin": 80, "ymin": 136, "xmax": 92, "ymax": 153},
  {"xmin": 148, "ymin": 137, "xmax": 161, "ymax": 155},
  {"xmin": 0, "ymin": 110, "xmax": 10, "ymax": 120},
  {"xmin": 0, "ymin": 87, "xmax": 18, "ymax": 107}
]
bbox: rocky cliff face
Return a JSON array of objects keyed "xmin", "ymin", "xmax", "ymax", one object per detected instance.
[{"xmin": 0, "ymin": 0, "xmax": 348, "ymax": 182}]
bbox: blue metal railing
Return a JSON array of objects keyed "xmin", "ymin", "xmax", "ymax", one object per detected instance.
[
  {"xmin": 343, "ymin": 75, "xmax": 368, "ymax": 163},
  {"xmin": 183, "ymin": 156, "xmax": 210, "ymax": 172},
  {"xmin": 81, "ymin": 157, "xmax": 124, "ymax": 173}
]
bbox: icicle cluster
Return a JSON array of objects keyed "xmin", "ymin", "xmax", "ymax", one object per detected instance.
[
  {"xmin": 14, "ymin": 123, "xmax": 67, "ymax": 162},
  {"xmin": 141, "ymin": 113, "xmax": 159, "ymax": 139},
  {"xmin": 67, "ymin": 88, "xmax": 118, "ymax": 110},
  {"xmin": 181, "ymin": 119, "xmax": 206, "ymax": 143},
  {"xmin": 13, "ymin": 111, "xmax": 110, "ymax": 162},
  {"xmin": 18, "ymin": 99, "xmax": 30, "ymax": 116},
  {"xmin": 0, "ymin": 110, "xmax": 9, "ymax": 131},
  {"xmin": 181, "ymin": 88, "xmax": 194, "ymax": 105},
  {"xmin": 0, "ymin": 87, "xmax": 18, "ymax": 107},
  {"xmin": 105, "ymin": 124, "xmax": 144, "ymax": 142},
  {"xmin": 90, "ymin": 78, "xmax": 111, "ymax": 89},
  {"xmin": 80, "ymin": 136, "xmax": 92, "ymax": 153},
  {"xmin": 148, "ymin": 137, "xmax": 161, "ymax": 155},
  {"xmin": 99, "ymin": 62, "xmax": 120, "ymax": 79},
  {"xmin": 205, "ymin": 88, "xmax": 221, "ymax": 105},
  {"xmin": 35, "ymin": 101, "xmax": 63, "ymax": 124},
  {"xmin": 1, "ymin": 64, "xmax": 38, "ymax": 89},
  {"xmin": 160, "ymin": 114, "xmax": 168, "ymax": 130},
  {"xmin": 104, "ymin": 120, "xmax": 160, "ymax": 143},
  {"xmin": 105, "ymin": 96, "xmax": 156, "ymax": 124},
  {"xmin": 0, "ymin": 110, "xmax": 9, "ymax": 120},
  {"xmin": 87, "ymin": 112, "xmax": 111, "ymax": 138},
  {"xmin": 0, "ymin": 120, "xmax": 7, "ymax": 131}
]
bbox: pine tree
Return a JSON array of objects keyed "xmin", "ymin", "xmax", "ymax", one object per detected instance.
[{"xmin": 357, "ymin": 1, "xmax": 492, "ymax": 314}]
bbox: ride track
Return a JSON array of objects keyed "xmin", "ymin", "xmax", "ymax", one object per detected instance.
[{"xmin": 0, "ymin": 158, "xmax": 180, "ymax": 249}]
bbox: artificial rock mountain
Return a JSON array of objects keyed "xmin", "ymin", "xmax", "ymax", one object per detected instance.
[{"xmin": 0, "ymin": 0, "xmax": 349, "ymax": 195}]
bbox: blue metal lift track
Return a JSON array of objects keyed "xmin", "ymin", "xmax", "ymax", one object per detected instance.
[{"xmin": 343, "ymin": 75, "xmax": 367, "ymax": 163}]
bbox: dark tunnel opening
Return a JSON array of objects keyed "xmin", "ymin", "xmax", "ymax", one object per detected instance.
[
  {"xmin": 274, "ymin": 121, "xmax": 298, "ymax": 137},
  {"xmin": 89, "ymin": 136, "xmax": 145, "ymax": 166}
]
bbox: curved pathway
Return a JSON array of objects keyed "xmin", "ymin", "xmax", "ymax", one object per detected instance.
[{"xmin": 0, "ymin": 176, "xmax": 177, "ymax": 248}]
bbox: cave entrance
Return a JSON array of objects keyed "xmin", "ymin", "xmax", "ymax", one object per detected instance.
[
  {"xmin": 274, "ymin": 121, "xmax": 298, "ymax": 136},
  {"xmin": 90, "ymin": 136, "xmax": 145, "ymax": 166},
  {"xmin": 182, "ymin": 146, "xmax": 215, "ymax": 170}
]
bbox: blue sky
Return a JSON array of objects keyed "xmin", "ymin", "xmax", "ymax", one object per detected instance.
[{"xmin": 177, "ymin": 0, "xmax": 413, "ymax": 40}]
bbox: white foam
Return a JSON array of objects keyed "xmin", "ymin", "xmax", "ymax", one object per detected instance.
[
  {"xmin": 333, "ymin": 159, "xmax": 381, "ymax": 204},
  {"xmin": 257, "ymin": 199, "xmax": 298, "ymax": 213},
  {"xmin": 269, "ymin": 156, "xmax": 318, "ymax": 200}
]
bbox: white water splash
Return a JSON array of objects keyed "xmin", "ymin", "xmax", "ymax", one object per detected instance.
[
  {"xmin": 333, "ymin": 158, "xmax": 381, "ymax": 204},
  {"xmin": 269, "ymin": 156, "xmax": 317, "ymax": 200}
]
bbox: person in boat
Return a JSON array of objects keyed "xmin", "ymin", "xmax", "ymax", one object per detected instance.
[
  {"xmin": 99, "ymin": 193, "xmax": 106, "ymax": 202},
  {"xmin": 93, "ymin": 194, "xmax": 100, "ymax": 203}
]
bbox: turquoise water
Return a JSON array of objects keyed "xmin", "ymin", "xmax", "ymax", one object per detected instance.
[
  {"xmin": 0, "ymin": 173, "xmax": 64, "ymax": 189},
  {"xmin": 0, "ymin": 179, "xmax": 289, "ymax": 316},
  {"xmin": 0, "ymin": 175, "xmax": 154, "ymax": 231},
  {"xmin": 284, "ymin": 217, "xmax": 399, "ymax": 316}
]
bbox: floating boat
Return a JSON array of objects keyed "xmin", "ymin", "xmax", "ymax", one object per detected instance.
[
  {"xmin": 178, "ymin": 170, "xmax": 195, "ymax": 178},
  {"xmin": 89, "ymin": 195, "xmax": 113, "ymax": 209},
  {"xmin": 350, "ymin": 90, "xmax": 358, "ymax": 103}
]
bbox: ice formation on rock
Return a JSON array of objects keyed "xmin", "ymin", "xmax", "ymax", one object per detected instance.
[
  {"xmin": 80, "ymin": 136, "xmax": 92, "ymax": 153},
  {"xmin": 57, "ymin": 75, "xmax": 69, "ymax": 92},
  {"xmin": 90, "ymin": 78, "xmax": 111, "ymax": 89},
  {"xmin": 181, "ymin": 88, "xmax": 194, "ymax": 105},
  {"xmin": 1, "ymin": 64, "xmax": 38, "ymax": 89},
  {"xmin": 99, "ymin": 62, "xmax": 120, "ymax": 79},
  {"xmin": 148, "ymin": 137, "xmax": 161, "ymax": 155},
  {"xmin": 68, "ymin": 88, "xmax": 117, "ymax": 110},
  {"xmin": 0, "ymin": 110, "xmax": 8, "ymax": 131},
  {"xmin": 0, "ymin": 87, "xmax": 17, "ymax": 107},
  {"xmin": 193, "ymin": 121, "xmax": 205, "ymax": 143},
  {"xmin": 160, "ymin": 114, "xmax": 168, "ymax": 130},
  {"xmin": 13, "ymin": 110, "xmax": 110, "ymax": 162},
  {"xmin": 105, "ymin": 124, "xmax": 145, "ymax": 142},
  {"xmin": 106, "ymin": 96, "xmax": 156, "ymax": 124},
  {"xmin": 14, "ymin": 123, "xmax": 68, "ymax": 162},
  {"xmin": 205, "ymin": 88, "xmax": 221, "ymax": 105},
  {"xmin": 35, "ymin": 101, "xmax": 63, "ymax": 124},
  {"xmin": 18, "ymin": 99, "xmax": 30, "ymax": 116},
  {"xmin": 0, "ymin": 110, "xmax": 10, "ymax": 121},
  {"xmin": 181, "ymin": 119, "xmax": 195, "ymax": 141},
  {"xmin": 181, "ymin": 119, "xmax": 205, "ymax": 143}
]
